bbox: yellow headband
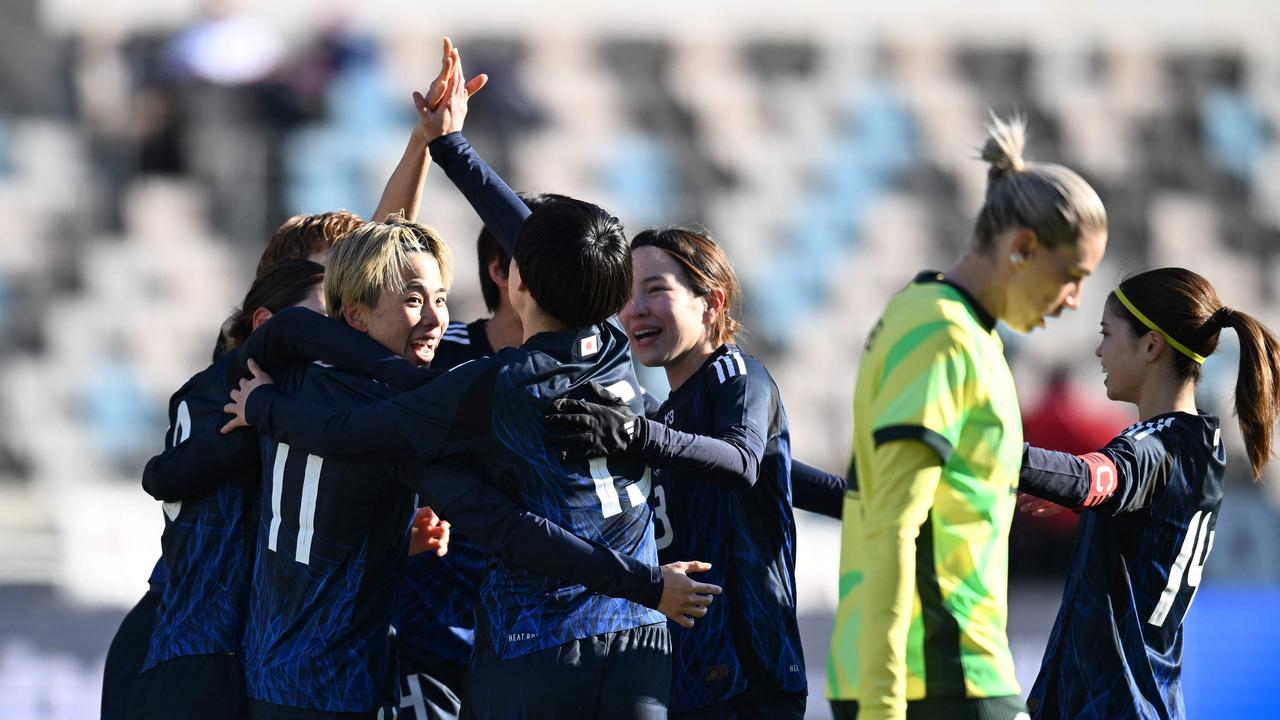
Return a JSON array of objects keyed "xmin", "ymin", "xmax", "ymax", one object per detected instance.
[{"xmin": 1113, "ymin": 288, "xmax": 1206, "ymax": 364}]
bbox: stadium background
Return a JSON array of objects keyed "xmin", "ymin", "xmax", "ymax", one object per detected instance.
[{"xmin": 2, "ymin": 0, "xmax": 1279, "ymax": 716}]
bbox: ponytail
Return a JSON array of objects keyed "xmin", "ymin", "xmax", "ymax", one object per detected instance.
[
  {"xmin": 1218, "ymin": 307, "xmax": 1280, "ymax": 479},
  {"xmin": 1112, "ymin": 267, "xmax": 1280, "ymax": 479}
]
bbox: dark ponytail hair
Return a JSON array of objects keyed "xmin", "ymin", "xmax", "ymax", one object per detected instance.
[
  {"xmin": 631, "ymin": 227, "xmax": 742, "ymax": 345},
  {"xmin": 1109, "ymin": 267, "xmax": 1280, "ymax": 479},
  {"xmin": 226, "ymin": 260, "xmax": 326, "ymax": 350}
]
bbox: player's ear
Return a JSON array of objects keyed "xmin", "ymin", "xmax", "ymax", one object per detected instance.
[
  {"xmin": 343, "ymin": 304, "xmax": 370, "ymax": 333},
  {"xmin": 1008, "ymin": 227, "xmax": 1038, "ymax": 265},
  {"xmin": 1143, "ymin": 331, "xmax": 1166, "ymax": 363},
  {"xmin": 489, "ymin": 257, "xmax": 510, "ymax": 288},
  {"xmin": 702, "ymin": 287, "xmax": 726, "ymax": 326},
  {"xmin": 251, "ymin": 306, "xmax": 274, "ymax": 332}
]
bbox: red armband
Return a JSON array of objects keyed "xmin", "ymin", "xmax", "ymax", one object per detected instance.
[{"xmin": 1079, "ymin": 452, "xmax": 1119, "ymax": 507}]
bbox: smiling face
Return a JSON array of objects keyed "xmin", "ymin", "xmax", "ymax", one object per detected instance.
[
  {"xmin": 1003, "ymin": 229, "xmax": 1107, "ymax": 333},
  {"xmin": 619, "ymin": 246, "xmax": 720, "ymax": 379},
  {"xmin": 349, "ymin": 252, "xmax": 448, "ymax": 366},
  {"xmin": 1096, "ymin": 299, "xmax": 1150, "ymax": 402}
]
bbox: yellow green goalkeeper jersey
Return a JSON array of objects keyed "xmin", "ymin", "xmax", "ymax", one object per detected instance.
[{"xmin": 827, "ymin": 272, "xmax": 1022, "ymax": 709}]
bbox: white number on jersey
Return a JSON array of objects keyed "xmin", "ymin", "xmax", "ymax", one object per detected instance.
[
  {"xmin": 1148, "ymin": 509, "xmax": 1215, "ymax": 626},
  {"xmin": 652, "ymin": 484, "xmax": 673, "ymax": 551},
  {"xmin": 162, "ymin": 401, "xmax": 193, "ymax": 521},
  {"xmin": 266, "ymin": 442, "xmax": 325, "ymax": 565}
]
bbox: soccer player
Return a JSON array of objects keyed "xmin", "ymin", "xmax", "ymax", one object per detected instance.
[
  {"xmin": 826, "ymin": 115, "xmax": 1109, "ymax": 720},
  {"xmin": 221, "ymin": 53, "xmax": 725, "ymax": 717},
  {"xmin": 124, "ymin": 260, "xmax": 324, "ymax": 720},
  {"xmin": 540, "ymin": 227, "xmax": 814, "ymax": 717},
  {"xmin": 1016, "ymin": 268, "xmax": 1280, "ymax": 719},
  {"xmin": 392, "ymin": 192, "xmax": 559, "ymax": 720}
]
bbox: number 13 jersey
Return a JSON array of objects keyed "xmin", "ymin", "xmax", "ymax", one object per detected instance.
[{"xmin": 650, "ymin": 344, "xmax": 804, "ymax": 712}]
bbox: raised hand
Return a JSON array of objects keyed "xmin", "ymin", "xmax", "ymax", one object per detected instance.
[
  {"xmin": 221, "ymin": 358, "xmax": 274, "ymax": 434},
  {"xmin": 418, "ymin": 37, "xmax": 488, "ymax": 142},
  {"xmin": 658, "ymin": 561, "xmax": 722, "ymax": 628}
]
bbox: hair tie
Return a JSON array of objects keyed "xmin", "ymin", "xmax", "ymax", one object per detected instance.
[
  {"xmin": 1113, "ymin": 288, "xmax": 1207, "ymax": 364},
  {"xmin": 1211, "ymin": 306, "xmax": 1233, "ymax": 329}
]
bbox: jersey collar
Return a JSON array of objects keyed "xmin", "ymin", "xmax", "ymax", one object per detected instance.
[{"xmin": 914, "ymin": 271, "xmax": 997, "ymax": 333}]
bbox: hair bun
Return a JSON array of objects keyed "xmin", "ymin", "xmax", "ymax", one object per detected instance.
[{"xmin": 980, "ymin": 112, "xmax": 1027, "ymax": 178}]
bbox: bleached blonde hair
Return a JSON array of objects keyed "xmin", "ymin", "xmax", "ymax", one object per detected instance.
[{"xmin": 324, "ymin": 213, "xmax": 453, "ymax": 319}]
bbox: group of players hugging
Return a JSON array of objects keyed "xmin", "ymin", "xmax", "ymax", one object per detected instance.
[{"xmin": 103, "ymin": 38, "xmax": 1280, "ymax": 720}]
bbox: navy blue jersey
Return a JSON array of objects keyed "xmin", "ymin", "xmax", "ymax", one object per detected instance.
[
  {"xmin": 649, "ymin": 345, "xmax": 805, "ymax": 708},
  {"xmin": 142, "ymin": 352, "xmax": 257, "ymax": 672},
  {"xmin": 242, "ymin": 362, "xmax": 417, "ymax": 714},
  {"xmin": 146, "ymin": 557, "xmax": 166, "ymax": 592},
  {"xmin": 393, "ymin": 318, "xmax": 490, "ymax": 666},
  {"xmin": 1021, "ymin": 412, "xmax": 1225, "ymax": 720},
  {"xmin": 370, "ymin": 323, "xmax": 665, "ymax": 659},
  {"xmin": 433, "ymin": 318, "xmax": 493, "ymax": 368}
]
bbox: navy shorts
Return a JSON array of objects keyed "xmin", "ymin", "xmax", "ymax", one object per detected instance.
[
  {"xmin": 462, "ymin": 622, "xmax": 672, "ymax": 720},
  {"xmin": 128, "ymin": 652, "xmax": 245, "ymax": 719},
  {"xmin": 102, "ymin": 590, "xmax": 160, "ymax": 720},
  {"xmin": 398, "ymin": 649, "xmax": 466, "ymax": 720}
]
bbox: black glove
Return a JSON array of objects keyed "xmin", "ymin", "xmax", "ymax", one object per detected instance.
[{"xmin": 543, "ymin": 381, "xmax": 647, "ymax": 461}]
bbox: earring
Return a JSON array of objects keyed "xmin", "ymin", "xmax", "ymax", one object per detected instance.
[{"xmin": 1010, "ymin": 253, "xmax": 1024, "ymax": 266}]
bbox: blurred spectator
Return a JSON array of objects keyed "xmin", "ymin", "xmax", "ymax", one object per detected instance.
[
  {"xmin": 1012, "ymin": 365, "xmax": 1132, "ymax": 577},
  {"xmin": 164, "ymin": 1, "xmax": 282, "ymax": 86}
]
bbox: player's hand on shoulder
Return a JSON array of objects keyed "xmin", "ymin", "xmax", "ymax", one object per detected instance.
[
  {"xmin": 409, "ymin": 506, "xmax": 451, "ymax": 557},
  {"xmin": 221, "ymin": 358, "xmax": 274, "ymax": 434},
  {"xmin": 542, "ymin": 381, "xmax": 644, "ymax": 461},
  {"xmin": 658, "ymin": 561, "xmax": 722, "ymax": 629}
]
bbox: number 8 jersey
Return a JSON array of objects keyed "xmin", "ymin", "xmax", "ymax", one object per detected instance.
[{"xmin": 1021, "ymin": 411, "xmax": 1225, "ymax": 720}]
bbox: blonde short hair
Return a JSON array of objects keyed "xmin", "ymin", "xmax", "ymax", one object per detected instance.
[{"xmin": 324, "ymin": 214, "xmax": 453, "ymax": 319}]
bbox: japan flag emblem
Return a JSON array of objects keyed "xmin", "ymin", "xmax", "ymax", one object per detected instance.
[{"xmin": 579, "ymin": 334, "xmax": 600, "ymax": 357}]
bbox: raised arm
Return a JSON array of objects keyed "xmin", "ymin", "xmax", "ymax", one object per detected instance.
[
  {"xmin": 230, "ymin": 307, "xmax": 433, "ymax": 391},
  {"xmin": 370, "ymin": 38, "xmax": 488, "ymax": 223},
  {"xmin": 418, "ymin": 44, "xmax": 528, "ymax": 254},
  {"xmin": 414, "ymin": 457, "xmax": 720, "ymax": 626},
  {"xmin": 142, "ymin": 417, "xmax": 259, "ymax": 502}
]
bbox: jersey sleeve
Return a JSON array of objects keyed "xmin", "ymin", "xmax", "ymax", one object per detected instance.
[
  {"xmin": 870, "ymin": 323, "xmax": 971, "ymax": 463},
  {"xmin": 428, "ymin": 132, "xmax": 530, "ymax": 255},
  {"xmin": 231, "ymin": 307, "xmax": 433, "ymax": 391},
  {"xmin": 141, "ymin": 417, "xmax": 259, "ymax": 502},
  {"xmin": 791, "ymin": 460, "xmax": 846, "ymax": 519},
  {"xmin": 244, "ymin": 359, "xmax": 496, "ymax": 462},
  {"xmin": 1020, "ymin": 431, "xmax": 1171, "ymax": 514},
  {"xmin": 634, "ymin": 359, "xmax": 769, "ymax": 490},
  {"xmin": 859, "ymin": 439, "xmax": 945, "ymax": 720},
  {"xmin": 412, "ymin": 458, "xmax": 664, "ymax": 609}
]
